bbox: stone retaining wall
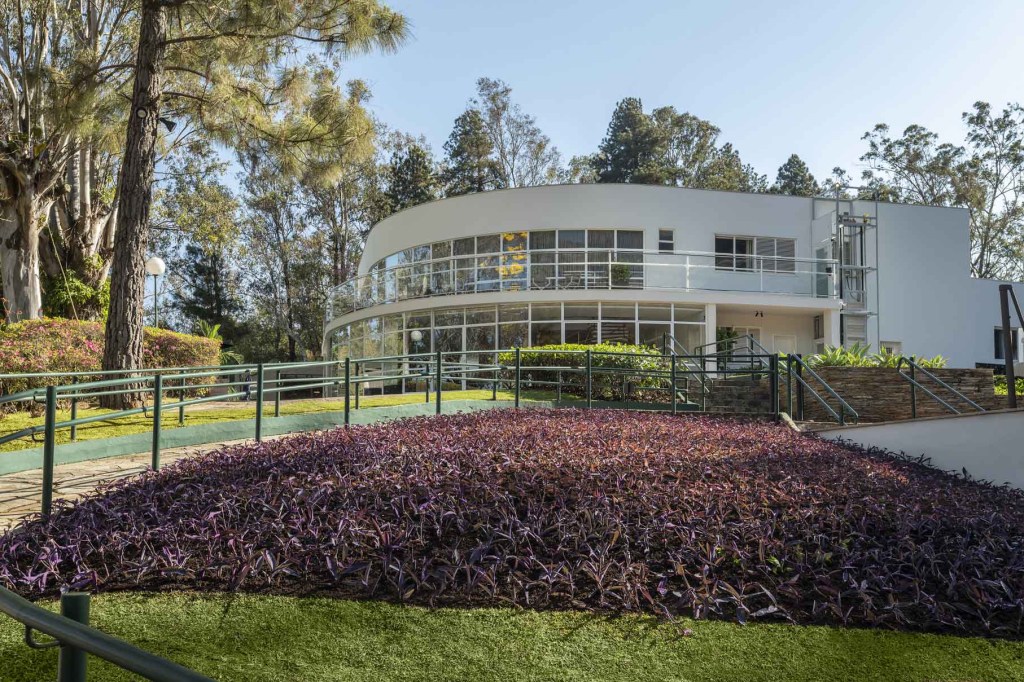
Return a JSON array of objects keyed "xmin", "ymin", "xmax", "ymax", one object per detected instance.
[{"xmin": 782, "ymin": 367, "xmax": 1005, "ymax": 423}]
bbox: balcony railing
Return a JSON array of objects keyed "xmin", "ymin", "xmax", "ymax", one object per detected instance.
[{"xmin": 327, "ymin": 249, "xmax": 838, "ymax": 321}]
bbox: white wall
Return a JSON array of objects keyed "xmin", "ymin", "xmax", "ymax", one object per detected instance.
[{"xmin": 819, "ymin": 410, "xmax": 1024, "ymax": 489}]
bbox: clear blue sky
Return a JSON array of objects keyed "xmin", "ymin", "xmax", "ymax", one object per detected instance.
[{"xmin": 339, "ymin": 0, "xmax": 1024, "ymax": 183}]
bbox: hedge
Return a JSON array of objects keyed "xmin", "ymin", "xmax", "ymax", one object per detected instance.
[
  {"xmin": 497, "ymin": 343, "xmax": 665, "ymax": 401},
  {"xmin": 0, "ymin": 318, "xmax": 220, "ymax": 399}
]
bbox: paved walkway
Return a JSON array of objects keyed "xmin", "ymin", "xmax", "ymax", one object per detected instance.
[{"xmin": 0, "ymin": 437, "xmax": 266, "ymax": 531}]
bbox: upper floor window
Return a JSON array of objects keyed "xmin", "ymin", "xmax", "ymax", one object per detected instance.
[
  {"xmin": 658, "ymin": 229, "xmax": 675, "ymax": 254},
  {"xmin": 715, "ymin": 235, "xmax": 795, "ymax": 273}
]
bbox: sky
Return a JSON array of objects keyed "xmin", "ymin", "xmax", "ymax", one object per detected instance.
[{"xmin": 335, "ymin": 0, "xmax": 1024, "ymax": 184}]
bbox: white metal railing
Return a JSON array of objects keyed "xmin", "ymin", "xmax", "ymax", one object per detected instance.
[{"xmin": 326, "ymin": 249, "xmax": 838, "ymax": 321}]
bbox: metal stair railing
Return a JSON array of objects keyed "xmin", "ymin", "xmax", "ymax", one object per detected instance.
[
  {"xmin": 662, "ymin": 333, "xmax": 710, "ymax": 406},
  {"xmin": 781, "ymin": 354, "xmax": 859, "ymax": 425},
  {"xmin": 0, "ymin": 586, "xmax": 211, "ymax": 681},
  {"xmin": 896, "ymin": 356, "xmax": 985, "ymax": 417}
]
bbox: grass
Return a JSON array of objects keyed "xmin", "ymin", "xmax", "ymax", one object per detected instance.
[
  {"xmin": 0, "ymin": 389, "xmax": 567, "ymax": 453},
  {"xmin": 1, "ymin": 593, "xmax": 1021, "ymax": 681}
]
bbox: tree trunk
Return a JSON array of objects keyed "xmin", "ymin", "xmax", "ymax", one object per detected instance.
[
  {"xmin": 101, "ymin": 0, "xmax": 168, "ymax": 408},
  {"xmin": 0, "ymin": 197, "xmax": 45, "ymax": 322}
]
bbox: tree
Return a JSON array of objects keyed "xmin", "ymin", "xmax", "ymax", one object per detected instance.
[
  {"xmin": 442, "ymin": 109, "xmax": 498, "ymax": 196},
  {"xmin": 101, "ymin": 0, "xmax": 407, "ymax": 403},
  {"xmin": 860, "ymin": 103, "xmax": 1024, "ymax": 280},
  {"xmin": 0, "ymin": 0, "xmax": 133, "ymax": 322},
  {"xmin": 383, "ymin": 136, "xmax": 439, "ymax": 213},
  {"xmin": 771, "ymin": 154, "xmax": 820, "ymax": 196},
  {"xmin": 593, "ymin": 98, "xmax": 668, "ymax": 184},
  {"xmin": 472, "ymin": 77, "xmax": 560, "ymax": 187}
]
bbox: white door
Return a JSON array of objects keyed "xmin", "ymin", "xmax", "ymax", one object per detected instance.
[{"xmin": 773, "ymin": 334, "xmax": 797, "ymax": 355}]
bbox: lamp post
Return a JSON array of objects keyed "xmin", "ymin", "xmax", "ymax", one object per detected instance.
[{"xmin": 145, "ymin": 256, "xmax": 166, "ymax": 328}]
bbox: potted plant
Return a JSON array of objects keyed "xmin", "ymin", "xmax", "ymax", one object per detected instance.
[{"xmin": 611, "ymin": 263, "xmax": 632, "ymax": 288}]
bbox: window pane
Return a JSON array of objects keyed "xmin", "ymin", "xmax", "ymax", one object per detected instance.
[
  {"xmin": 431, "ymin": 241, "xmax": 451, "ymax": 259},
  {"xmin": 406, "ymin": 312, "xmax": 431, "ymax": 328},
  {"xmin": 564, "ymin": 303, "xmax": 598, "ymax": 319},
  {"xmin": 674, "ymin": 306, "xmax": 706, "ymax": 322},
  {"xmin": 531, "ymin": 322, "xmax": 562, "ymax": 346},
  {"xmin": 413, "ymin": 245, "xmax": 431, "ymax": 262},
  {"xmin": 639, "ymin": 304, "xmax": 671, "ymax": 322},
  {"xmin": 529, "ymin": 230, "xmax": 556, "ymax": 250},
  {"xmin": 433, "ymin": 327, "xmax": 462, "ymax": 354},
  {"xmin": 715, "ymin": 237, "xmax": 733, "ymax": 254},
  {"xmin": 454, "ymin": 237, "xmax": 475, "ymax": 256},
  {"xmin": 477, "ymin": 234, "xmax": 500, "ymax": 254},
  {"xmin": 565, "ymin": 322, "xmax": 598, "ymax": 344},
  {"xmin": 639, "ymin": 323, "xmax": 670, "ymax": 348},
  {"xmin": 499, "ymin": 304, "xmax": 528, "ymax": 322},
  {"xmin": 499, "ymin": 322, "xmax": 529, "ymax": 349},
  {"xmin": 601, "ymin": 322, "xmax": 636, "ymax": 345},
  {"xmin": 531, "ymin": 304, "xmax": 561, "ymax": 321},
  {"xmin": 434, "ymin": 308, "xmax": 464, "ymax": 327},
  {"xmin": 502, "ymin": 231, "xmax": 528, "ymax": 252},
  {"xmin": 466, "ymin": 307, "xmax": 496, "ymax": 325},
  {"xmin": 558, "ymin": 230, "xmax": 586, "ymax": 249},
  {"xmin": 601, "ymin": 304, "xmax": 635, "ymax": 320},
  {"xmin": 616, "ymin": 230, "xmax": 643, "ymax": 250},
  {"xmin": 588, "ymin": 230, "xmax": 614, "ymax": 249},
  {"xmin": 466, "ymin": 325, "xmax": 496, "ymax": 352}
]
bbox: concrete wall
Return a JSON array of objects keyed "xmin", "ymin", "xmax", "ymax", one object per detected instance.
[{"xmin": 818, "ymin": 410, "xmax": 1024, "ymax": 489}]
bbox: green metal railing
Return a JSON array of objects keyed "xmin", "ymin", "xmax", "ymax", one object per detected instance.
[
  {"xmin": 0, "ymin": 586, "xmax": 211, "ymax": 681},
  {"xmin": 896, "ymin": 357, "xmax": 985, "ymax": 418},
  {"xmin": 780, "ymin": 354, "xmax": 859, "ymax": 425}
]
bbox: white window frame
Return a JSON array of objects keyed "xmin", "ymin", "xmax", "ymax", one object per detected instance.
[
  {"xmin": 714, "ymin": 235, "xmax": 755, "ymax": 271},
  {"xmin": 715, "ymin": 235, "xmax": 795, "ymax": 274},
  {"xmin": 658, "ymin": 229, "xmax": 675, "ymax": 254}
]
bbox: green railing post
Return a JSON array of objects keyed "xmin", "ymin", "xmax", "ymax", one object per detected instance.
[
  {"xmin": 57, "ymin": 592, "xmax": 90, "ymax": 682},
  {"xmin": 435, "ymin": 350, "xmax": 442, "ymax": 415},
  {"xmin": 492, "ymin": 360, "xmax": 498, "ymax": 401},
  {"xmin": 910, "ymin": 361, "xmax": 918, "ymax": 419},
  {"xmin": 274, "ymin": 370, "xmax": 281, "ymax": 418},
  {"xmin": 344, "ymin": 358, "xmax": 351, "ymax": 426},
  {"xmin": 177, "ymin": 374, "xmax": 185, "ymax": 426},
  {"xmin": 514, "ymin": 347, "xmax": 521, "ymax": 408},
  {"xmin": 41, "ymin": 385, "xmax": 57, "ymax": 518},
  {"xmin": 151, "ymin": 373, "xmax": 162, "ymax": 471},
  {"xmin": 69, "ymin": 377, "xmax": 78, "ymax": 442},
  {"xmin": 786, "ymin": 355, "xmax": 793, "ymax": 416},
  {"xmin": 769, "ymin": 355, "xmax": 779, "ymax": 419},
  {"xmin": 671, "ymin": 353, "xmax": 678, "ymax": 415},
  {"xmin": 424, "ymin": 360, "xmax": 430, "ymax": 404},
  {"xmin": 586, "ymin": 349, "xmax": 593, "ymax": 409},
  {"xmin": 354, "ymin": 362, "xmax": 361, "ymax": 410},
  {"xmin": 795, "ymin": 354, "xmax": 805, "ymax": 421},
  {"xmin": 255, "ymin": 363, "xmax": 264, "ymax": 442}
]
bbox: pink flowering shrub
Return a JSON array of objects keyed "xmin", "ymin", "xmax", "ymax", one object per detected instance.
[{"xmin": 0, "ymin": 319, "xmax": 220, "ymax": 403}]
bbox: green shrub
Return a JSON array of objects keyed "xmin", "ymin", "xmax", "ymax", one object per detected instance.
[
  {"xmin": 498, "ymin": 343, "xmax": 665, "ymax": 401},
  {"xmin": 807, "ymin": 344, "xmax": 948, "ymax": 370},
  {"xmin": 994, "ymin": 374, "xmax": 1024, "ymax": 396},
  {"xmin": 0, "ymin": 318, "xmax": 220, "ymax": 403}
]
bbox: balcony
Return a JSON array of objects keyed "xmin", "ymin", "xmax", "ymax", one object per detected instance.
[{"xmin": 327, "ymin": 249, "xmax": 838, "ymax": 322}]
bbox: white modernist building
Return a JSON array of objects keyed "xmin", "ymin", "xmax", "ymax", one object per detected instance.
[{"xmin": 323, "ymin": 184, "xmax": 1024, "ymax": 370}]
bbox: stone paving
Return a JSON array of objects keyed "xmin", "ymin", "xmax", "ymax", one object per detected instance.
[{"xmin": 0, "ymin": 437, "xmax": 269, "ymax": 531}]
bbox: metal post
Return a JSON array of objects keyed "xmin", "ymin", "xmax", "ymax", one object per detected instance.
[
  {"xmin": 786, "ymin": 355, "xmax": 793, "ymax": 416},
  {"xmin": 795, "ymin": 354, "xmax": 805, "ymax": 421},
  {"xmin": 586, "ymin": 349, "xmax": 593, "ymax": 409},
  {"xmin": 274, "ymin": 370, "xmax": 281, "ymax": 417},
  {"xmin": 41, "ymin": 385, "xmax": 56, "ymax": 518},
  {"xmin": 435, "ymin": 350, "xmax": 442, "ymax": 415},
  {"xmin": 769, "ymin": 355, "xmax": 779, "ymax": 419},
  {"xmin": 255, "ymin": 363, "xmax": 264, "ymax": 442},
  {"xmin": 152, "ymin": 274, "xmax": 158, "ymax": 328},
  {"xmin": 671, "ymin": 353, "xmax": 677, "ymax": 415},
  {"xmin": 910, "ymin": 362, "xmax": 917, "ymax": 419},
  {"xmin": 492, "ymin": 362, "xmax": 498, "ymax": 401},
  {"xmin": 354, "ymin": 362, "xmax": 361, "ymax": 410},
  {"xmin": 1000, "ymin": 284, "xmax": 1018, "ymax": 409},
  {"xmin": 57, "ymin": 592, "xmax": 90, "ymax": 682},
  {"xmin": 151, "ymin": 373, "xmax": 162, "ymax": 471},
  {"xmin": 514, "ymin": 347, "xmax": 521, "ymax": 408},
  {"xmin": 344, "ymin": 358, "xmax": 351, "ymax": 426},
  {"xmin": 177, "ymin": 374, "xmax": 185, "ymax": 426},
  {"xmin": 69, "ymin": 377, "xmax": 78, "ymax": 442}
]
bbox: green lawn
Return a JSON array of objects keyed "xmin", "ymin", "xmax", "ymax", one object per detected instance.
[
  {"xmin": 0, "ymin": 389, "xmax": 568, "ymax": 453},
  {"xmin": 0, "ymin": 594, "xmax": 1020, "ymax": 681}
]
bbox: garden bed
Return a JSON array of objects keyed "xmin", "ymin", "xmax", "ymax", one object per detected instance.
[{"xmin": 1, "ymin": 409, "xmax": 1022, "ymax": 637}]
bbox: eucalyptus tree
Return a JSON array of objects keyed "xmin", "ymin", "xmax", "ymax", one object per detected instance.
[
  {"xmin": 0, "ymin": 0, "xmax": 134, "ymax": 321},
  {"xmin": 101, "ymin": 0, "xmax": 407, "ymax": 397}
]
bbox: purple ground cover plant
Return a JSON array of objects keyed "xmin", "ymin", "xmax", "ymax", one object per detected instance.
[{"xmin": 1, "ymin": 409, "xmax": 1022, "ymax": 636}]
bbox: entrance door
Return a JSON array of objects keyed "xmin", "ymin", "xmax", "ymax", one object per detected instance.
[{"xmin": 773, "ymin": 334, "xmax": 797, "ymax": 355}]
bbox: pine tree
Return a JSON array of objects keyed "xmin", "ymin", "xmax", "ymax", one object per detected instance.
[
  {"xmin": 771, "ymin": 154, "xmax": 820, "ymax": 196},
  {"xmin": 173, "ymin": 242, "xmax": 243, "ymax": 343},
  {"xmin": 442, "ymin": 109, "xmax": 498, "ymax": 196},
  {"xmin": 593, "ymin": 98, "xmax": 669, "ymax": 184},
  {"xmin": 385, "ymin": 140, "xmax": 439, "ymax": 212}
]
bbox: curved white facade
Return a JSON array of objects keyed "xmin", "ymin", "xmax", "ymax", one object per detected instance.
[{"xmin": 324, "ymin": 184, "xmax": 1024, "ymax": 371}]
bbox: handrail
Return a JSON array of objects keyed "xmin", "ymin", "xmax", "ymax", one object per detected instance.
[
  {"xmin": 782, "ymin": 354, "xmax": 859, "ymax": 425},
  {"xmin": 896, "ymin": 357, "xmax": 985, "ymax": 416},
  {"xmin": 0, "ymin": 586, "xmax": 211, "ymax": 681}
]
